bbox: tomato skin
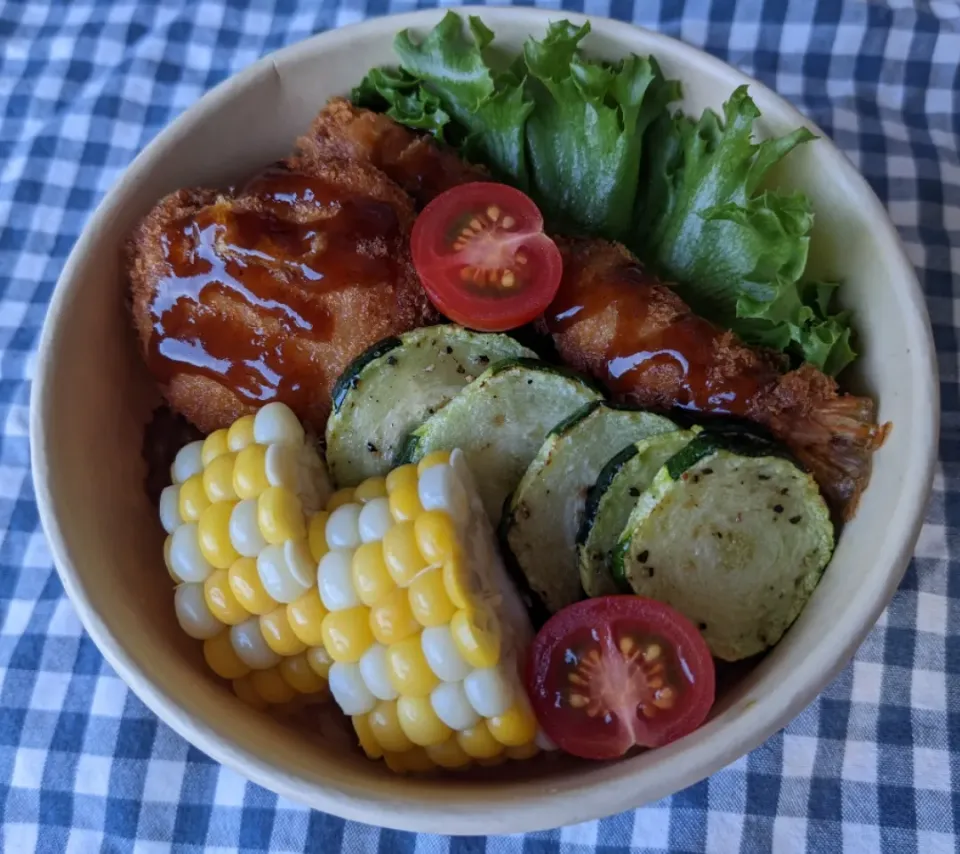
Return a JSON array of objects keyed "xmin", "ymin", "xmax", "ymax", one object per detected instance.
[
  {"xmin": 526, "ymin": 596, "xmax": 715, "ymax": 760},
  {"xmin": 411, "ymin": 183, "xmax": 562, "ymax": 332}
]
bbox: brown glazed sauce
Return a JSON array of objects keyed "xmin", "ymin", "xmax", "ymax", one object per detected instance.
[
  {"xmin": 147, "ymin": 169, "xmax": 400, "ymax": 409},
  {"xmin": 547, "ymin": 263, "xmax": 762, "ymax": 415}
]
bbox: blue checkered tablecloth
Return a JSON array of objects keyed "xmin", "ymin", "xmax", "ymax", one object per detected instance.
[{"xmin": 0, "ymin": 0, "xmax": 957, "ymax": 851}]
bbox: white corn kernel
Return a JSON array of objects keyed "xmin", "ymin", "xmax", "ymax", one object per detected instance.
[
  {"xmin": 230, "ymin": 617, "xmax": 282, "ymax": 670},
  {"xmin": 318, "ymin": 550, "xmax": 360, "ymax": 611},
  {"xmin": 420, "ymin": 625, "xmax": 470, "ymax": 682},
  {"xmin": 283, "ymin": 539, "xmax": 315, "ymax": 588},
  {"xmin": 170, "ymin": 523, "xmax": 214, "ymax": 583},
  {"xmin": 257, "ymin": 544, "xmax": 309, "ymax": 604},
  {"xmin": 298, "ymin": 443, "xmax": 331, "ymax": 515},
  {"xmin": 159, "ymin": 485, "xmax": 181, "ymax": 534},
  {"xmin": 417, "ymin": 463, "xmax": 468, "ymax": 526},
  {"xmin": 358, "ymin": 643, "xmax": 398, "ymax": 701},
  {"xmin": 358, "ymin": 498, "xmax": 393, "ymax": 544},
  {"xmin": 326, "ymin": 503, "xmax": 362, "ymax": 550},
  {"xmin": 174, "ymin": 583, "xmax": 222, "ymax": 639},
  {"xmin": 430, "ymin": 681, "xmax": 481, "ymax": 731},
  {"xmin": 253, "ymin": 402, "xmax": 305, "ymax": 447},
  {"xmin": 229, "ymin": 500, "xmax": 267, "ymax": 558},
  {"xmin": 171, "ymin": 441, "xmax": 204, "ymax": 484},
  {"xmin": 328, "ymin": 662, "xmax": 376, "ymax": 715},
  {"xmin": 463, "ymin": 665, "xmax": 514, "ymax": 718}
]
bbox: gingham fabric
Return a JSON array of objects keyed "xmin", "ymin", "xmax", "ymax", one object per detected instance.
[{"xmin": 0, "ymin": 0, "xmax": 956, "ymax": 851}]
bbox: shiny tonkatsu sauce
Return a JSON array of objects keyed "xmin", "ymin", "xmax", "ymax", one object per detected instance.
[
  {"xmin": 147, "ymin": 169, "xmax": 400, "ymax": 409},
  {"xmin": 546, "ymin": 262, "xmax": 765, "ymax": 416}
]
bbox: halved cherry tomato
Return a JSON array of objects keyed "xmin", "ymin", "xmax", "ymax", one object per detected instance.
[
  {"xmin": 526, "ymin": 596, "xmax": 715, "ymax": 760},
  {"xmin": 411, "ymin": 183, "xmax": 562, "ymax": 332}
]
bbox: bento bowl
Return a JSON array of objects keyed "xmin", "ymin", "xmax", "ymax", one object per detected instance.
[{"xmin": 30, "ymin": 6, "xmax": 937, "ymax": 835}]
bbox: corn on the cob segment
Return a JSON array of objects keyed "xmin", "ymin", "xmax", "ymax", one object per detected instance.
[
  {"xmin": 161, "ymin": 403, "xmax": 333, "ymax": 708},
  {"xmin": 161, "ymin": 403, "xmax": 555, "ymax": 772}
]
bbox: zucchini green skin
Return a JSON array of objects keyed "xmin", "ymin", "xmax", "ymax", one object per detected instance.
[
  {"xmin": 404, "ymin": 359, "xmax": 601, "ymax": 521},
  {"xmin": 578, "ymin": 428, "xmax": 697, "ymax": 596},
  {"xmin": 330, "ymin": 336, "xmax": 402, "ymax": 414},
  {"xmin": 325, "ymin": 326, "xmax": 534, "ymax": 486},
  {"xmin": 502, "ymin": 403, "xmax": 676, "ymax": 614},
  {"xmin": 616, "ymin": 446, "xmax": 834, "ymax": 662}
]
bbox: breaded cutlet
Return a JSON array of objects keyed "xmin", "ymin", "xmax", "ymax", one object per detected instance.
[
  {"xmin": 293, "ymin": 97, "xmax": 486, "ymax": 208},
  {"xmin": 127, "ymin": 157, "xmax": 438, "ymax": 435}
]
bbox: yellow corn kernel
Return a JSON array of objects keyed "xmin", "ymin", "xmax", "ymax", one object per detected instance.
[
  {"xmin": 388, "ymin": 483, "xmax": 423, "ymax": 522},
  {"xmin": 352, "ymin": 543, "xmax": 396, "ymax": 607},
  {"xmin": 397, "ymin": 696, "xmax": 453, "ymax": 747},
  {"xmin": 383, "ymin": 749, "xmax": 427, "ymax": 774},
  {"xmin": 198, "ymin": 501, "xmax": 239, "ymax": 570},
  {"xmin": 204, "ymin": 569, "xmax": 249, "ymax": 626},
  {"xmin": 326, "ymin": 488, "xmax": 356, "ymax": 512},
  {"xmin": 385, "ymin": 635, "xmax": 438, "ymax": 697},
  {"xmin": 368, "ymin": 700, "xmax": 414, "ymax": 753},
  {"xmin": 354, "ymin": 476, "xmax": 387, "ymax": 503},
  {"xmin": 306, "ymin": 646, "xmax": 334, "ymax": 679},
  {"xmin": 249, "ymin": 667, "xmax": 298, "ymax": 704},
  {"xmin": 505, "ymin": 742, "xmax": 540, "ymax": 761},
  {"xmin": 369, "ymin": 588, "xmax": 420, "ymax": 646},
  {"xmin": 203, "ymin": 631, "xmax": 250, "ymax": 680},
  {"xmin": 226, "ymin": 414, "xmax": 256, "ymax": 451},
  {"xmin": 487, "ymin": 703, "xmax": 538, "ymax": 747},
  {"xmin": 260, "ymin": 607, "xmax": 307, "ymax": 656},
  {"xmin": 203, "ymin": 452, "xmax": 238, "ymax": 503},
  {"xmin": 456, "ymin": 724, "xmax": 503, "ymax": 760},
  {"xmin": 179, "ymin": 474, "xmax": 210, "ymax": 523},
  {"xmin": 321, "ymin": 607, "xmax": 374, "ymax": 663},
  {"xmin": 201, "ymin": 429, "xmax": 230, "ymax": 466},
  {"xmin": 279, "ymin": 652, "xmax": 326, "ymax": 694},
  {"xmin": 441, "ymin": 554, "xmax": 472, "ymax": 610},
  {"xmin": 426, "ymin": 738, "xmax": 472, "ymax": 769},
  {"xmin": 233, "ymin": 444, "xmax": 270, "ymax": 500},
  {"xmin": 391, "ymin": 747, "xmax": 435, "ymax": 773},
  {"xmin": 257, "ymin": 487, "xmax": 306, "ymax": 544},
  {"xmin": 417, "ymin": 451, "xmax": 451, "ymax": 475},
  {"xmin": 450, "ymin": 605, "xmax": 501, "ymax": 669},
  {"xmin": 286, "ymin": 588, "xmax": 327, "ymax": 647},
  {"xmin": 228, "ymin": 557, "xmax": 276, "ymax": 615},
  {"xmin": 408, "ymin": 568, "xmax": 456, "ymax": 628},
  {"xmin": 414, "ymin": 511, "xmax": 460, "ymax": 565},
  {"xmin": 164, "ymin": 535, "xmax": 180, "ymax": 583},
  {"xmin": 385, "ymin": 463, "xmax": 418, "ymax": 494},
  {"xmin": 307, "ymin": 511, "xmax": 330, "ymax": 563},
  {"xmin": 233, "ymin": 675, "xmax": 268, "ymax": 710},
  {"xmin": 352, "ymin": 714, "xmax": 384, "ymax": 759},
  {"xmin": 383, "ymin": 522, "xmax": 426, "ymax": 587}
]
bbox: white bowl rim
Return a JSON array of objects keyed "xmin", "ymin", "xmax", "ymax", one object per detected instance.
[{"xmin": 30, "ymin": 6, "xmax": 938, "ymax": 835}]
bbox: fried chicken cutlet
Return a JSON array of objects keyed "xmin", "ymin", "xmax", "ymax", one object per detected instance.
[
  {"xmin": 293, "ymin": 97, "xmax": 486, "ymax": 208},
  {"xmin": 543, "ymin": 239, "xmax": 889, "ymax": 517},
  {"xmin": 127, "ymin": 158, "xmax": 438, "ymax": 435}
]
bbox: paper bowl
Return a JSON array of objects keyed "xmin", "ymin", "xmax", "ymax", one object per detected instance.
[{"xmin": 30, "ymin": 7, "xmax": 937, "ymax": 835}]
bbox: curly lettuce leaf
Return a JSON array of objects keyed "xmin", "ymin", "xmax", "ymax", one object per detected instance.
[
  {"xmin": 521, "ymin": 22, "xmax": 680, "ymax": 238},
  {"xmin": 392, "ymin": 12, "xmax": 533, "ymax": 186},
  {"xmin": 352, "ymin": 67, "xmax": 453, "ymax": 139},
  {"xmin": 636, "ymin": 86, "xmax": 854, "ymax": 374}
]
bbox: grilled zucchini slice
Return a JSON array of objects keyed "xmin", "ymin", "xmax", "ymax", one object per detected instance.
[
  {"xmin": 326, "ymin": 326, "xmax": 534, "ymax": 486},
  {"xmin": 503, "ymin": 402, "xmax": 676, "ymax": 613},
  {"xmin": 402, "ymin": 359, "xmax": 600, "ymax": 521},
  {"xmin": 577, "ymin": 428, "xmax": 697, "ymax": 598},
  {"xmin": 615, "ymin": 432, "xmax": 834, "ymax": 661}
]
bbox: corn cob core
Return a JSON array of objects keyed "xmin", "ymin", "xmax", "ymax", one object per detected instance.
[
  {"xmin": 160, "ymin": 402, "xmax": 333, "ymax": 709},
  {"xmin": 160, "ymin": 402, "xmax": 556, "ymax": 772}
]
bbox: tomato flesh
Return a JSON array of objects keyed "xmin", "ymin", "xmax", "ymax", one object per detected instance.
[
  {"xmin": 526, "ymin": 596, "xmax": 715, "ymax": 760},
  {"xmin": 411, "ymin": 183, "xmax": 562, "ymax": 331}
]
